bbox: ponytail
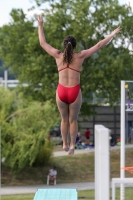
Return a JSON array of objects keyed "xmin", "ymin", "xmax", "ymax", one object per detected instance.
[{"xmin": 63, "ymin": 36, "xmax": 76, "ymax": 65}]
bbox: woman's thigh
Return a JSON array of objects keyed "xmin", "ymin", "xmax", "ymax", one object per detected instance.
[
  {"xmin": 56, "ymin": 90, "xmax": 69, "ymax": 119},
  {"xmin": 69, "ymin": 89, "xmax": 82, "ymax": 121}
]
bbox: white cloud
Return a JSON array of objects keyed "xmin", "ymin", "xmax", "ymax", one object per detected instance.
[{"xmin": 26, "ymin": 8, "xmax": 43, "ymax": 18}]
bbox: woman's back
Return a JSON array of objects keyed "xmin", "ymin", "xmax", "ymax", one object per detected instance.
[{"xmin": 56, "ymin": 52, "xmax": 84, "ymax": 87}]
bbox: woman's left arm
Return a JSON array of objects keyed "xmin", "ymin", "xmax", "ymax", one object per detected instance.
[
  {"xmin": 38, "ymin": 15, "xmax": 61, "ymax": 58},
  {"xmin": 79, "ymin": 27, "xmax": 121, "ymax": 59}
]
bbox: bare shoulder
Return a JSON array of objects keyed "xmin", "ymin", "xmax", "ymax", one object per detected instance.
[
  {"xmin": 74, "ymin": 52, "xmax": 85, "ymax": 61},
  {"xmin": 76, "ymin": 44, "xmax": 100, "ymax": 59},
  {"xmin": 72, "ymin": 53, "xmax": 84, "ymax": 67},
  {"xmin": 73, "ymin": 52, "xmax": 82, "ymax": 58},
  {"xmin": 58, "ymin": 51, "xmax": 63, "ymax": 56},
  {"xmin": 55, "ymin": 52, "xmax": 64, "ymax": 66},
  {"xmin": 55, "ymin": 51, "xmax": 63, "ymax": 60}
]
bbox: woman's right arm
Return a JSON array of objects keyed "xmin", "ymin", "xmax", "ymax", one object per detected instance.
[
  {"xmin": 79, "ymin": 27, "xmax": 121, "ymax": 59},
  {"xmin": 38, "ymin": 15, "xmax": 61, "ymax": 58}
]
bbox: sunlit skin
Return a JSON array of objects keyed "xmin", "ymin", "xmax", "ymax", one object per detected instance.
[{"xmin": 37, "ymin": 15, "xmax": 121, "ymax": 155}]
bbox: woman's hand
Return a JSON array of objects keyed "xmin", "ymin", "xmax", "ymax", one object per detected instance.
[
  {"xmin": 111, "ymin": 26, "xmax": 122, "ymax": 37},
  {"xmin": 37, "ymin": 15, "xmax": 43, "ymax": 27}
]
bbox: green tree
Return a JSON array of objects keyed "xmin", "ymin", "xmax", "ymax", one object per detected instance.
[
  {"xmin": 0, "ymin": 0, "xmax": 133, "ymax": 114},
  {"xmin": 0, "ymin": 9, "xmax": 57, "ymax": 102},
  {"xmin": 0, "ymin": 60, "xmax": 15, "ymax": 79},
  {"xmin": 0, "ymin": 87, "xmax": 59, "ymax": 172}
]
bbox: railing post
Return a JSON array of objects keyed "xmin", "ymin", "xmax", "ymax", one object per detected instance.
[
  {"xmin": 120, "ymin": 80, "xmax": 125, "ymax": 200},
  {"xmin": 95, "ymin": 125, "xmax": 110, "ymax": 200}
]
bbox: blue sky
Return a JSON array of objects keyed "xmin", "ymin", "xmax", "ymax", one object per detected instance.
[{"xmin": 0, "ymin": 0, "xmax": 132, "ymax": 26}]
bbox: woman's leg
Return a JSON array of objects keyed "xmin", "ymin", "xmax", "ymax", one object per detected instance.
[
  {"xmin": 68, "ymin": 90, "xmax": 82, "ymax": 155},
  {"xmin": 56, "ymin": 91, "xmax": 69, "ymax": 150}
]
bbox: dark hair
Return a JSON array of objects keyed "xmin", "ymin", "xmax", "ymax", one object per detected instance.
[{"xmin": 63, "ymin": 36, "xmax": 76, "ymax": 65}]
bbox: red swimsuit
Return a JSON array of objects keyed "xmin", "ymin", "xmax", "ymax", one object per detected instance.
[{"xmin": 57, "ymin": 65, "xmax": 81, "ymax": 104}]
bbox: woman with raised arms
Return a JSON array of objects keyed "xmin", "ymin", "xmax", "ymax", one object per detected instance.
[{"xmin": 37, "ymin": 15, "xmax": 121, "ymax": 155}]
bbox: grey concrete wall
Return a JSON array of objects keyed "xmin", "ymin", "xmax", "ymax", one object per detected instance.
[{"xmin": 79, "ymin": 106, "xmax": 133, "ymax": 142}]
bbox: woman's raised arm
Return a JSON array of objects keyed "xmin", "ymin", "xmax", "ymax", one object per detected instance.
[
  {"xmin": 37, "ymin": 15, "xmax": 61, "ymax": 58},
  {"xmin": 79, "ymin": 27, "xmax": 122, "ymax": 59}
]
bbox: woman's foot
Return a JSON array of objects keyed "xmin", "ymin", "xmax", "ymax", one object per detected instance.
[
  {"xmin": 68, "ymin": 149, "xmax": 75, "ymax": 156},
  {"xmin": 63, "ymin": 145, "xmax": 69, "ymax": 152}
]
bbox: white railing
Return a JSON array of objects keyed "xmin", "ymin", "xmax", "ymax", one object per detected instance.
[
  {"xmin": 0, "ymin": 70, "xmax": 28, "ymax": 88},
  {"xmin": 95, "ymin": 125, "xmax": 110, "ymax": 200},
  {"xmin": 0, "ymin": 79, "xmax": 19, "ymax": 88},
  {"xmin": 112, "ymin": 178, "xmax": 133, "ymax": 200},
  {"xmin": 0, "ymin": 79, "xmax": 28, "ymax": 88}
]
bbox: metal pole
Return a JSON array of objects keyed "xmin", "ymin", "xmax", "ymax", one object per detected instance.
[
  {"xmin": 4, "ymin": 70, "xmax": 8, "ymax": 88},
  {"xmin": 120, "ymin": 80, "xmax": 125, "ymax": 200},
  {"xmin": 131, "ymin": 128, "xmax": 133, "ymax": 144}
]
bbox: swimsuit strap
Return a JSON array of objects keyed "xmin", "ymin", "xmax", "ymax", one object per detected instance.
[{"xmin": 58, "ymin": 64, "xmax": 81, "ymax": 73}]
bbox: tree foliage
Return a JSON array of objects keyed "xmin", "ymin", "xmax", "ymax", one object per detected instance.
[
  {"xmin": 0, "ymin": 87, "xmax": 59, "ymax": 172},
  {"xmin": 0, "ymin": 0, "xmax": 133, "ymax": 115}
]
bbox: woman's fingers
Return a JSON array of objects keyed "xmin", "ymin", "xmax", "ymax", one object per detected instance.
[
  {"xmin": 111, "ymin": 27, "xmax": 122, "ymax": 36},
  {"xmin": 114, "ymin": 27, "xmax": 122, "ymax": 34},
  {"xmin": 37, "ymin": 15, "xmax": 43, "ymax": 21}
]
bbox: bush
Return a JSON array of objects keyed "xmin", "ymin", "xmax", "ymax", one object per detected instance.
[
  {"xmin": 33, "ymin": 140, "xmax": 54, "ymax": 166},
  {"xmin": 1, "ymin": 87, "xmax": 60, "ymax": 173}
]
